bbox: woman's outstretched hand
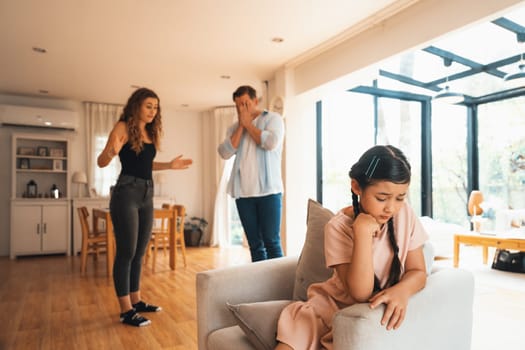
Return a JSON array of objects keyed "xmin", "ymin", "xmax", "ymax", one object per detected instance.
[{"xmin": 170, "ymin": 155, "xmax": 193, "ymax": 169}]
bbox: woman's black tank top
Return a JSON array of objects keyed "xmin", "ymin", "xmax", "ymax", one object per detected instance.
[{"xmin": 118, "ymin": 142, "xmax": 156, "ymax": 180}]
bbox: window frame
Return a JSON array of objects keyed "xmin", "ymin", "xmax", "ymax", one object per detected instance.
[{"xmin": 316, "ymin": 84, "xmax": 525, "ymax": 219}]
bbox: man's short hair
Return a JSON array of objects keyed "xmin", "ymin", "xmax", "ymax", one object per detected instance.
[{"xmin": 233, "ymin": 85, "xmax": 257, "ymax": 101}]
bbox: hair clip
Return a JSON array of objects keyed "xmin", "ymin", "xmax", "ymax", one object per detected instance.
[{"xmin": 365, "ymin": 156, "xmax": 380, "ymax": 178}]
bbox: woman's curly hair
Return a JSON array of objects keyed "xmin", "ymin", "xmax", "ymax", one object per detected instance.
[{"xmin": 119, "ymin": 87, "xmax": 162, "ymax": 153}]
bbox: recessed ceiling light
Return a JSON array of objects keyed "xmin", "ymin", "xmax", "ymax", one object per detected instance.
[
  {"xmin": 32, "ymin": 47, "xmax": 47, "ymax": 53},
  {"xmin": 220, "ymin": 75, "xmax": 231, "ymax": 79},
  {"xmin": 271, "ymin": 37, "xmax": 284, "ymax": 43}
]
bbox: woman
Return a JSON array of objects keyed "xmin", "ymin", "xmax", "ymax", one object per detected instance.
[{"xmin": 97, "ymin": 87, "xmax": 192, "ymax": 327}]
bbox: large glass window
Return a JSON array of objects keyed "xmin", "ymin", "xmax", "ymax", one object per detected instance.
[
  {"xmin": 431, "ymin": 102, "xmax": 468, "ymax": 226},
  {"xmin": 319, "ymin": 3, "xmax": 525, "ymax": 225},
  {"xmin": 376, "ymin": 98, "xmax": 422, "ymax": 215},
  {"xmin": 478, "ymin": 96, "xmax": 525, "ymax": 229},
  {"xmin": 322, "ymin": 92, "xmax": 422, "ymax": 214},
  {"xmin": 321, "ymin": 92, "xmax": 375, "ymax": 212}
]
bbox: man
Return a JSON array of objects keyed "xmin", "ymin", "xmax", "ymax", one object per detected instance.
[{"xmin": 218, "ymin": 85, "xmax": 285, "ymax": 261}]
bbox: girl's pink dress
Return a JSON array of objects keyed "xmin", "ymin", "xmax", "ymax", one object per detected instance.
[{"xmin": 276, "ymin": 202, "xmax": 428, "ymax": 350}]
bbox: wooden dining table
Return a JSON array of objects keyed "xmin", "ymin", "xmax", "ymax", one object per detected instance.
[{"xmin": 92, "ymin": 207, "xmax": 177, "ymax": 277}]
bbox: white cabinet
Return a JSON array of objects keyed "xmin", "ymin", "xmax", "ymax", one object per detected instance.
[
  {"xmin": 10, "ymin": 200, "xmax": 70, "ymax": 259},
  {"xmin": 71, "ymin": 198, "xmax": 109, "ymax": 255},
  {"xmin": 10, "ymin": 132, "xmax": 71, "ymax": 259}
]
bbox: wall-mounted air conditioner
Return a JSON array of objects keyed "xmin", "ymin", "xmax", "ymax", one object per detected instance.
[{"xmin": 0, "ymin": 104, "xmax": 78, "ymax": 131}]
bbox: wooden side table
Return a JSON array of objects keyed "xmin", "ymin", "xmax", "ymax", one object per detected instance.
[{"xmin": 453, "ymin": 232, "xmax": 525, "ymax": 267}]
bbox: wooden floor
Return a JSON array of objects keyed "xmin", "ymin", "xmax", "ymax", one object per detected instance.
[
  {"xmin": 1, "ymin": 245, "xmax": 524, "ymax": 350},
  {"xmin": 0, "ymin": 246, "xmax": 251, "ymax": 350}
]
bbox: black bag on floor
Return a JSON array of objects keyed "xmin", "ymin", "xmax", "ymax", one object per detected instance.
[{"xmin": 491, "ymin": 249, "xmax": 525, "ymax": 273}]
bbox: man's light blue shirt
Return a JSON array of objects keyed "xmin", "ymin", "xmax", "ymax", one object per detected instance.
[{"xmin": 217, "ymin": 110, "xmax": 284, "ymax": 199}]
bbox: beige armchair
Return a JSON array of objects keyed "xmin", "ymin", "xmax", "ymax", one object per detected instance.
[{"xmin": 197, "ymin": 200, "xmax": 475, "ymax": 350}]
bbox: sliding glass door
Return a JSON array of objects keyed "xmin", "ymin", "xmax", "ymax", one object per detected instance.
[
  {"xmin": 321, "ymin": 92, "xmax": 422, "ymax": 214},
  {"xmin": 320, "ymin": 92, "xmax": 374, "ymax": 212},
  {"xmin": 477, "ymin": 96, "xmax": 525, "ymax": 229},
  {"xmin": 431, "ymin": 102, "xmax": 468, "ymax": 225}
]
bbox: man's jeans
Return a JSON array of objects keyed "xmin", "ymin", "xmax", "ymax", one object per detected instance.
[{"xmin": 235, "ymin": 193, "xmax": 283, "ymax": 262}]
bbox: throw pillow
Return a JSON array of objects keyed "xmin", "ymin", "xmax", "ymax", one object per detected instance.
[
  {"xmin": 292, "ymin": 199, "xmax": 334, "ymax": 301},
  {"xmin": 226, "ymin": 300, "xmax": 293, "ymax": 350}
]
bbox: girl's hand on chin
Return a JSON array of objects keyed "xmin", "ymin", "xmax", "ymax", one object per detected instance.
[{"xmin": 352, "ymin": 213, "xmax": 380, "ymax": 238}]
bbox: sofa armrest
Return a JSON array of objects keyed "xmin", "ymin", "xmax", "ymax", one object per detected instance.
[
  {"xmin": 333, "ymin": 268, "xmax": 474, "ymax": 350},
  {"xmin": 196, "ymin": 256, "xmax": 298, "ymax": 350}
]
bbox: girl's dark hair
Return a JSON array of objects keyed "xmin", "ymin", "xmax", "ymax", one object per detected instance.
[
  {"xmin": 349, "ymin": 145, "xmax": 411, "ymax": 290},
  {"xmin": 232, "ymin": 85, "xmax": 257, "ymax": 101},
  {"xmin": 119, "ymin": 87, "xmax": 162, "ymax": 154}
]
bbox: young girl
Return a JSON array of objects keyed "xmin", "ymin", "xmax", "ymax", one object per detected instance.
[
  {"xmin": 97, "ymin": 87, "xmax": 192, "ymax": 327},
  {"xmin": 275, "ymin": 145, "xmax": 428, "ymax": 350}
]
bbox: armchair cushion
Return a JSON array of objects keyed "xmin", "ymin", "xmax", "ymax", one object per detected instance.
[
  {"xmin": 292, "ymin": 199, "xmax": 334, "ymax": 301},
  {"xmin": 226, "ymin": 300, "xmax": 293, "ymax": 350},
  {"xmin": 197, "ymin": 256, "xmax": 297, "ymax": 350}
]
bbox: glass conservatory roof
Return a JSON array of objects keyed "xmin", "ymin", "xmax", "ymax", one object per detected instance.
[{"xmin": 361, "ymin": 4, "xmax": 525, "ymax": 100}]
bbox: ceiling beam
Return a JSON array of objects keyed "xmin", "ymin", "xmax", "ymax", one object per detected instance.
[
  {"xmin": 349, "ymin": 85, "xmax": 430, "ymax": 101},
  {"xmin": 492, "ymin": 17, "xmax": 525, "ymax": 40},
  {"xmin": 379, "ymin": 70, "xmax": 441, "ymax": 91}
]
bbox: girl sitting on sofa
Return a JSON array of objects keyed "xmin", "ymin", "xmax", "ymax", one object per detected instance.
[{"xmin": 275, "ymin": 145, "xmax": 429, "ymax": 350}]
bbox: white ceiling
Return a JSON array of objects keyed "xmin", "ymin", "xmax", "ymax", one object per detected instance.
[{"xmin": 0, "ymin": 0, "xmax": 404, "ymax": 111}]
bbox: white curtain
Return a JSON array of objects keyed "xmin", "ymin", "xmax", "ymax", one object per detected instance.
[
  {"xmin": 201, "ymin": 106, "xmax": 236, "ymax": 246},
  {"xmin": 213, "ymin": 158, "xmax": 234, "ymax": 246},
  {"xmin": 83, "ymin": 102, "xmax": 122, "ymax": 197}
]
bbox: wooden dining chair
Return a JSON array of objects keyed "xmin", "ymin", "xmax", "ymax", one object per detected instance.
[
  {"xmin": 146, "ymin": 204, "xmax": 175, "ymax": 272},
  {"xmin": 145, "ymin": 204, "xmax": 187, "ymax": 272},
  {"xmin": 172, "ymin": 204, "xmax": 187, "ymax": 268},
  {"xmin": 156, "ymin": 203, "xmax": 173, "ymax": 254},
  {"xmin": 77, "ymin": 206, "xmax": 107, "ymax": 275}
]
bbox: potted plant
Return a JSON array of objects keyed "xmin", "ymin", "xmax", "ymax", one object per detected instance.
[{"xmin": 183, "ymin": 216, "xmax": 208, "ymax": 246}]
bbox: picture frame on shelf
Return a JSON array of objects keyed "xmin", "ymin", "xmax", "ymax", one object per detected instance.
[
  {"xmin": 18, "ymin": 147, "xmax": 34, "ymax": 156},
  {"xmin": 37, "ymin": 146, "xmax": 48, "ymax": 157},
  {"xmin": 19, "ymin": 158, "xmax": 29, "ymax": 169},
  {"xmin": 49, "ymin": 148, "xmax": 64, "ymax": 157},
  {"xmin": 53, "ymin": 159, "xmax": 63, "ymax": 171}
]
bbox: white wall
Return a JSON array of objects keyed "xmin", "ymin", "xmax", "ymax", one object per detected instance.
[
  {"xmin": 155, "ymin": 106, "xmax": 204, "ymax": 220},
  {"xmin": 0, "ymin": 94, "xmax": 203, "ymax": 257}
]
